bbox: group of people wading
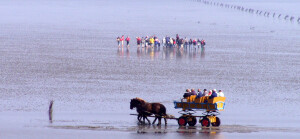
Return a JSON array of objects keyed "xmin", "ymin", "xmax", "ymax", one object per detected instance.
[
  {"xmin": 117, "ymin": 34, "xmax": 206, "ymax": 50},
  {"xmin": 116, "ymin": 35, "xmax": 131, "ymax": 48}
]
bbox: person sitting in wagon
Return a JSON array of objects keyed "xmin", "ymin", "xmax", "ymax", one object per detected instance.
[
  {"xmin": 203, "ymin": 89, "xmax": 208, "ymax": 96},
  {"xmin": 209, "ymin": 90, "xmax": 218, "ymax": 99},
  {"xmin": 196, "ymin": 89, "xmax": 203, "ymax": 98},
  {"xmin": 208, "ymin": 90, "xmax": 212, "ymax": 96},
  {"xmin": 190, "ymin": 89, "xmax": 197, "ymax": 96},
  {"xmin": 218, "ymin": 90, "xmax": 224, "ymax": 97},
  {"xmin": 183, "ymin": 89, "xmax": 191, "ymax": 98}
]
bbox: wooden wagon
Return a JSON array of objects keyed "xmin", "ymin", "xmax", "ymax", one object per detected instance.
[{"xmin": 174, "ymin": 96, "xmax": 226, "ymax": 127}]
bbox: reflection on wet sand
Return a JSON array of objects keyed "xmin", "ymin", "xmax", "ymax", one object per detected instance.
[
  {"xmin": 137, "ymin": 125, "xmax": 223, "ymax": 137},
  {"xmin": 137, "ymin": 125, "xmax": 167, "ymax": 134},
  {"xmin": 118, "ymin": 46, "xmax": 206, "ymax": 60},
  {"xmin": 117, "ymin": 48, "xmax": 130, "ymax": 58},
  {"xmin": 177, "ymin": 126, "xmax": 224, "ymax": 139},
  {"xmin": 49, "ymin": 123, "xmax": 300, "ymax": 137}
]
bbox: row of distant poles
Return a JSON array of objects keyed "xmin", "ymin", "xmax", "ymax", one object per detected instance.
[{"xmin": 192, "ymin": 0, "xmax": 300, "ymax": 24}]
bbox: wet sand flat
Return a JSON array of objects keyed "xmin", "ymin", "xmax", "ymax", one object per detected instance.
[
  {"xmin": 1, "ymin": 111, "xmax": 300, "ymax": 139},
  {"xmin": 0, "ymin": 0, "xmax": 300, "ymax": 138}
]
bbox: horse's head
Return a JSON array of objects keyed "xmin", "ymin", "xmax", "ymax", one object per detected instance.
[
  {"xmin": 130, "ymin": 98, "xmax": 145, "ymax": 109},
  {"xmin": 130, "ymin": 99, "xmax": 137, "ymax": 109}
]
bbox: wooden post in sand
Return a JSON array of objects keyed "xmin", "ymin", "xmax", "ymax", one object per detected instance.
[{"xmin": 49, "ymin": 100, "xmax": 54, "ymax": 123}]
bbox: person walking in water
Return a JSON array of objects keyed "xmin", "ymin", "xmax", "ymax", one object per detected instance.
[
  {"xmin": 141, "ymin": 37, "xmax": 145, "ymax": 48},
  {"xmin": 126, "ymin": 36, "xmax": 130, "ymax": 48},
  {"xmin": 201, "ymin": 39, "xmax": 206, "ymax": 49},
  {"xmin": 197, "ymin": 39, "xmax": 201, "ymax": 48},
  {"xmin": 189, "ymin": 39, "xmax": 192, "ymax": 49},
  {"xmin": 192, "ymin": 39, "xmax": 197, "ymax": 49},
  {"xmin": 184, "ymin": 37, "xmax": 188, "ymax": 49},
  {"xmin": 136, "ymin": 37, "xmax": 141, "ymax": 48},
  {"xmin": 116, "ymin": 36, "xmax": 120, "ymax": 48},
  {"xmin": 169, "ymin": 38, "xmax": 173, "ymax": 48},
  {"xmin": 149, "ymin": 37, "xmax": 154, "ymax": 48},
  {"xmin": 165, "ymin": 36, "xmax": 170, "ymax": 47},
  {"xmin": 145, "ymin": 36, "xmax": 149, "ymax": 47},
  {"xmin": 172, "ymin": 38, "xmax": 176, "ymax": 47},
  {"xmin": 162, "ymin": 37, "xmax": 166, "ymax": 47},
  {"xmin": 120, "ymin": 35, "xmax": 124, "ymax": 47}
]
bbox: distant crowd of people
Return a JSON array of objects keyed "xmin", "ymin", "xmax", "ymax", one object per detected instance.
[
  {"xmin": 183, "ymin": 88, "xmax": 224, "ymax": 99},
  {"xmin": 116, "ymin": 34, "xmax": 206, "ymax": 49},
  {"xmin": 163, "ymin": 34, "xmax": 206, "ymax": 49},
  {"xmin": 136, "ymin": 35, "xmax": 161, "ymax": 48}
]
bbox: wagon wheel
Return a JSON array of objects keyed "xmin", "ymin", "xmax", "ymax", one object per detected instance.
[
  {"xmin": 178, "ymin": 116, "xmax": 187, "ymax": 126},
  {"xmin": 200, "ymin": 117, "xmax": 211, "ymax": 127},
  {"xmin": 187, "ymin": 116, "xmax": 197, "ymax": 126},
  {"xmin": 211, "ymin": 117, "xmax": 221, "ymax": 127}
]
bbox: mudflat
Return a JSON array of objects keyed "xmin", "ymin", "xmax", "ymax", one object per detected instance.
[{"xmin": 0, "ymin": 0, "xmax": 300, "ymax": 138}]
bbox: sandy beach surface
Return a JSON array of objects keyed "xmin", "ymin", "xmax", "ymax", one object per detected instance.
[{"xmin": 1, "ymin": 0, "xmax": 300, "ymax": 138}]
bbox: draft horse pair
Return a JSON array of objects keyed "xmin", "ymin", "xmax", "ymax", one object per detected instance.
[{"xmin": 130, "ymin": 98, "xmax": 167, "ymax": 125}]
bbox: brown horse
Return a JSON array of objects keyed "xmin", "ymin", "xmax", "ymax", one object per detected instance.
[
  {"xmin": 130, "ymin": 98, "xmax": 167, "ymax": 125},
  {"xmin": 130, "ymin": 98, "xmax": 151, "ymax": 124}
]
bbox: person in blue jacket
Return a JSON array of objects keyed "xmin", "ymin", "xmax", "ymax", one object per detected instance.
[
  {"xmin": 209, "ymin": 90, "xmax": 218, "ymax": 99},
  {"xmin": 196, "ymin": 89, "xmax": 203, "ymax": 98}
]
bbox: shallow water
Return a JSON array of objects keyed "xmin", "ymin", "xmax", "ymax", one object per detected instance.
[{"xmin": 0, "ymin": 0, "xmax": 300, "ymax": 138}]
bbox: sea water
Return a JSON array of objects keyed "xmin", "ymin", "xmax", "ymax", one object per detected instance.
[{"xmin": 0, "ymin": 0, "xmax": 299, "ymax": 138}]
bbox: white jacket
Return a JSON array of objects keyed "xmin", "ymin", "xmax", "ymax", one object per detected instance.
[{"xmin": 218, "ymin": 92, "xmax": 225, "ymax": 97}]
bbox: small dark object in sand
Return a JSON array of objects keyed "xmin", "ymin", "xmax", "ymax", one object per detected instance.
[{"xmin": 49, "ymin": 100, "xmax": 54, "ymax": 123}]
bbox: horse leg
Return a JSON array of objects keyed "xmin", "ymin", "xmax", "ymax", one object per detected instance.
[
  {"xmin": 139, "ymin": 113, "xmax": 145, "ymax": 124},
  {"xmin": 137, "ymin": 114, "xmax": 141, "ymax": 123},
  {"xmin": 142, "ymin": 115, "xmax": 146, "ymax": 124},
  {"xmin": 145, "ymin": 116, "xmax": 151, "ymax": 124},
  {"xmin": 157, "ymin": 117, "xmax": 162, "ymax": 126},
  {"xmin": 142, "ymin": 115, "xmax": 150, "ymax": 124},
  {"xmin": 164, "ymin": 118, "xmax": 167, "ymax": 125},
  {"xmin": 139, "ymin": 115, "xmax": 144, "ymax": 124},
  {"xmin": 152, "ymin": 117, "xmax": 157, "ymax": 125}
]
